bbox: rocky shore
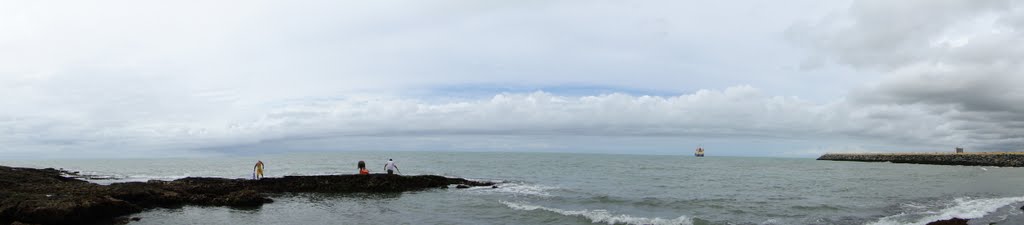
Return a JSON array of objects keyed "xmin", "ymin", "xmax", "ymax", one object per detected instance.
[
  {"xmin": 817, "ymin": 152, "xmax": 1024, "ymax": 167},
  {"xmin": 0, "ymin": 165, "xmax": 494, "ymax": 225}
]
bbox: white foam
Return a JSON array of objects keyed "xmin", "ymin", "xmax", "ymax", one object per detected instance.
[
  {"xmin": 869, "ymin": 196, "xmax": 1024, "ymax": 225},
  {"xmin": 465, "ymin": 177, "xmax": 506, "ymax": 184},
  {"xmin": 500, "ymin": 201, "xmax": 692, "ymax": 225},
  {"xmin": 116, "ymin": 174, "xmax": 198, "ymax": 181},
  {"xmin": 490, "ymin": 183, "xmax": 556, "ymax": 197}
]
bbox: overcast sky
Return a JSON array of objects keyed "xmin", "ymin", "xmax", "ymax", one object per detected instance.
[{"xmin": 2, "ymin": 0, "xmax": 1022, "ymax": 158}]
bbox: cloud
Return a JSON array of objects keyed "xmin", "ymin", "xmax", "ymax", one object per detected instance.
[
  {"xmin": 250, "ymin": 86, "xmax": 824, "ymax": 137},
  {"xmin": 0, "ymin": 0, "xmax": 862, "ymax": 98},
  {"xmin": 786, "ymin": 0, "xmax": 1015, "ymax": 69},
  {"xmin": 0, "ymin": 84, "xmax": 976, "ymax": 158},
  {"xmin": 2, "ymin": 0, "xmax": 1020, "ymax": 158},
  {"xmin": 4, "ymin": 86, "xmax": 827, "ymax": 155},
  {"xmin": 789, "ymin": 0, "xmax": 1024, "ymax": 151}
]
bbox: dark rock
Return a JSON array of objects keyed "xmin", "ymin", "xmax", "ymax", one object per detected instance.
[
  {"xmin": 0, "ymin": 165, "xmax": 493, "ymax": 225},
  {"xmin": 492, "ymin": 185, "xmax": 498, "ymax": 189},
  {"xmin": 109, "ymin": 216, "xmax": 142, "ymax": 224},
  {"xmin": 111, "ymin": 216, "xmax": 136, "ymax": 225},
  {"xmin": 456, "ymin": 185, "xmax": 470, "ymax": 189},
  {"xmin": 5, "ymin": 195, "xmax": 142, "ymax": 225},
  {"xmin": 818, "ymin": 153, "xmax": 1024, "ymax": 167},
  {"xmin": 925, "ymin": 217, "xmax": 968, "ymax": 225},
  {"xmin": 212, "ymin": 190, "xmax": 272, "ymax": 207}
]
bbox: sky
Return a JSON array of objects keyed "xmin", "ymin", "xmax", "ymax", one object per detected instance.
[{"xmin": 1, "ymin": 0, "xmax": 1022, "ymax": 159}]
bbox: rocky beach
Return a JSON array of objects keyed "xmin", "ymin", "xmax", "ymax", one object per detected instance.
[{"xmin": 0, "ymin": 165, "xmax": 493, "ymax": 225}]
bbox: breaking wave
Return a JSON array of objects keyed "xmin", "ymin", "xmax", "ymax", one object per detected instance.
[
  {"xmin": 489, "ymin": 182, "xmax": 557, "ymax": 197},
  {"xmin": 869, "ymin": 196, "xmax": 1024, "ymax": 225},
  {"xmin": 500, "ymin": 201, "xmax": 692, "ymax": 225}
]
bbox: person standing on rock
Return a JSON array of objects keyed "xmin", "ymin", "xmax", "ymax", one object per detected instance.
[
  {"xmin": 384, "ymin": 159, "xmax": 400, "ymax": 175},
  {"xmin": 253, "ymin": 160, "xmax": 265, "ymax": 180}
]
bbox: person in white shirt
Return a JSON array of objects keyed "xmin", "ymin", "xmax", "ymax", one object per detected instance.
[{"xmin": 383, "ymin": 159, "xmax": 400, "ymax": 175}]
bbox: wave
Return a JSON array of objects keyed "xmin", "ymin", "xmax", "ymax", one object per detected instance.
[
  {"xmin": 123, "ymin": 175, "xmax": 191, "ymax": 181},
  {"xmin": 442, "ymin": 175, "xmax": 504, "ymax": 184},
  {"xmin": 500, "ymin": 201, "xmax": 692, "ymax": 225},
  {"xmin": 869, "ymin": 196, "xmax": 1024, "ymax": 225},
  {"xmin": 488, "ymin": 182, "xmax": 557, "ymax": 197}
]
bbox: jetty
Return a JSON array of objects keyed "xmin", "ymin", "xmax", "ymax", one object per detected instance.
[
  {"xmin": 0, "ymin": 165, "xmax": 494, "ymax": 225},
  {"xmin": 817, "ymin": 152, "xmax": 1024, "ymax": 167}
]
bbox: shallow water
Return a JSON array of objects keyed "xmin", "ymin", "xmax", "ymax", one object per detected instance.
[{"xmin": 5, "ymin": 152, "xmax": 1024, "ymax": 225}]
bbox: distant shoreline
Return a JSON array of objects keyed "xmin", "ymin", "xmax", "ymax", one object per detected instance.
[{"xmin": 817, "ymin": 152, "xmax": 1024, "ymax": 167}]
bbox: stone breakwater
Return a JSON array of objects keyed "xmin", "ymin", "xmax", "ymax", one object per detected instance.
[
  {"xmin": 817, "ymin": 152, "xmax": 1024, "ymax": 167},
  {"xmin": 0, "ymin": 165, "xmax": 494, "ymax": 225}
]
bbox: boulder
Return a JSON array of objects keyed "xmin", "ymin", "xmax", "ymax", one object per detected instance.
[{"xmin": 925, "ymin": 217, "xmax": 968, "ymax": 225}]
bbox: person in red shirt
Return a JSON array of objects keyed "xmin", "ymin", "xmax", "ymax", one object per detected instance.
[{"xmin": 358, "ymin": 160, "xmax": 369, "ymax": 175}]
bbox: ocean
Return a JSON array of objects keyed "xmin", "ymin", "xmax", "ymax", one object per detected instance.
[{"xmin": 4, "ymin": 151, "xmax": 1024, "ymax": 225}]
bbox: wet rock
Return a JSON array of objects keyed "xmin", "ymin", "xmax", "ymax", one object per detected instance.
[
  {"xmin": 456, "ymin": 185, "xmax": 470, "ymax": 189},
  {"xmin": 925, "ymin": 217, "xmax": 968, "ymax": 225},
  {"xmin": 111, "ymin": 216, "xmax": 142, "ymax": 225},
  {"xmin": 5, "ymin": 195, "xmax": 142, "ymax": 225},
  {"xmin": 0, "ymin": 165, "xmax": 493, "ymax": 225},
  {"xmin": 56, "ymin": 168, "xmax": 120, "ymax": 181},
  {"xmin": 212, "ymin": 190, "xmax": 272, "ymax": 207}
]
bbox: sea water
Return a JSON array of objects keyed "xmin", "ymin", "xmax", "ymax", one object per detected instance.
[{"xmin": 4, "ymin": 151, "xmax": 1024, "ymax": 225}]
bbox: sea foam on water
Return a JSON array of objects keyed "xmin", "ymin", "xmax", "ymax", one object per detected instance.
[{"xmin": 500, "ymin": 200, "xmax": 693, "ymax": 225}]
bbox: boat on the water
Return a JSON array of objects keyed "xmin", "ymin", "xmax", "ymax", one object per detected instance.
[{"xmin": 695, "ymin": 146, "xmax": 705, "ymax": 157}]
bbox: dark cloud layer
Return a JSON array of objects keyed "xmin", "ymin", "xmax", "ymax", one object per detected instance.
[{"xmin": 791, "ymin": 0, "xmax": 1024, "ymax": 150}]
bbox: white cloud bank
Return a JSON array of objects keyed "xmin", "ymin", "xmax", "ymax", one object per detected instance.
[{"xmin": 0, "ymin": 85, "xmax": 996, "ymax": 158}]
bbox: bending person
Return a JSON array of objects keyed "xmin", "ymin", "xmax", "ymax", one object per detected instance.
[
  {"xmin": 383, "ymin": 159, "xmax": 400, "ymax": 175},
  {"xmin": 253, "ymin": 160, "xmax": 265, "ymax": 180}
]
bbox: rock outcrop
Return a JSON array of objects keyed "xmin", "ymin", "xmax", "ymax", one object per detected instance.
[
  {"xmin": 925, "ymin": 217, "xmax": 968, "ymax": 225},
  {"xmin": 817, "ymin": 153, "xmax": 1024, "ymax": 167},
  {"xmin": 0, "ymin": 165, "xmax": 493, "ymax": 225}
]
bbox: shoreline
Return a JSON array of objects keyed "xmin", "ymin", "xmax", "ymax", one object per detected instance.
[{"xmin": 0, "ymin": 165, "xmax": 493, "ymax": 225}]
